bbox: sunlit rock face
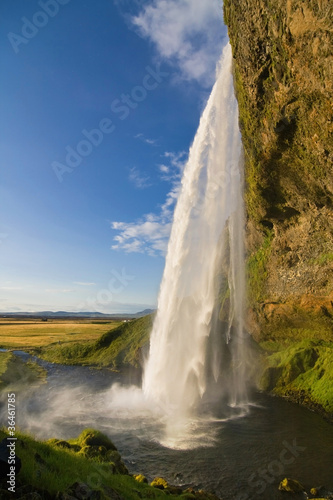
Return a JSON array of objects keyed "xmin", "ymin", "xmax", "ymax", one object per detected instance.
[{"xmin": 224, "ymin": 0, "xmax": 333, "ymax": 342}]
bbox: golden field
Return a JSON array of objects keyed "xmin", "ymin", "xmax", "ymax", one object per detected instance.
[{"xmin": 0, "ymin": 318, "xmax": 122, "ymax": 349}]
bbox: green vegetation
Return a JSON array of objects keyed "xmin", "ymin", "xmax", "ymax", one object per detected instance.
[
  {"xmin": 37, "ymin": 314, "xmax": 153, "ymax": 370},
  {"xmin": 0, "ymin": 427, "xmax": 216, "ymax": 499},
  {"xmin": 259, "ymin": 340, "xmax": 333, "ymax": 414},
  {"xmin": 310, "ymin": 252, "xmax": 333, "ymax": 266},
  {"xmin": 246, "ymin": 230, "xmax": 273, "ymax": 303},
  {"xmin": 0, "ymin": 352, "xmax": 46, "ymax": 390}
]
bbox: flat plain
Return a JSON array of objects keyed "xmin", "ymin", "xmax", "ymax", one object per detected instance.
[{"xmin": 0, "ymin": 318, "xmax": 122, "ymax": 349}]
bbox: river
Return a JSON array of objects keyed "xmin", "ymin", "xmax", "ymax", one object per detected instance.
[{"xmin": 3, "ymin": 352, "xmax": 333, "ymax": 500}]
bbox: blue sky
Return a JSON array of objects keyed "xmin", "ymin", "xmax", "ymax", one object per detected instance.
[{"xmin": 0, "ymin": 0, "xmax": 226, "ymax": 313}]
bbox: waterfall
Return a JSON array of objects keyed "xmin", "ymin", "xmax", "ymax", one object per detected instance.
[{"xmin": 143, "ymin": 42, "xmax": 248, "ymax": 419}]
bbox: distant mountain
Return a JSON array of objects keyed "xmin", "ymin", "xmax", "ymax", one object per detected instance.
[
  {"xmin": 0, "ymin": 309, "xmax": 155, "ymax": 319},
  {"xmin": 133, "ymin": 309, "xmax": 155, "ymax": 317}
]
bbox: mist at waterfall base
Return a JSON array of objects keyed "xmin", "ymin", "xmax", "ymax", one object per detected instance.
[{"xmin": 105, "ymin": 41, "xmax": 251, "ymax": 448}]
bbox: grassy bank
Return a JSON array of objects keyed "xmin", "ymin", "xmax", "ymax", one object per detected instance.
[
  {"xmin": 259, "ymin": 339, "xmax": 333, "ymax": 419},
  {"xmin": 36, "ymin": 314, "xmax": 153, "ymax": 371},
  {"xmin": 0, "ymin": 428, "xmax": 218, "ymax": 499},
  {"xmin": 0, "ymin": 351, "xmax": 46, "ymax": 391}
]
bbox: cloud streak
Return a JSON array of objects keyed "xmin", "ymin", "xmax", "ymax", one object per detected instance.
[
  {"xmin": 132, "ymin": 0, "xmax": 225, "ymax": 86},
  {"xmin": 128, "ymin": 167, "xmax": 152, "ymax": 189},
  {"xmin": 112, "ymin": 151, "xmax": 186, "ymax": 256},
  {"xmin": 73, "ymin": 282, "xmax": 96, "ymax": 286},
  {"xmin": 134, "ymin": 133, "xmax": 157, "ymax": 145}
]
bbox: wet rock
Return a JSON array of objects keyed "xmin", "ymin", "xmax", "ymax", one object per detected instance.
[
  {"xmin": 196, "ymin": 490, "xmax": 220, "ymax": 500},
  {"xmin": 101, "ymin": 487, "xmax": 125, "ymax": 500},
  {"xmin": 18, "ymin": 494, "xmax": 43, "ymax": 500},
  {"xmin": 67, "ymin": 482, "xmax": 101, "ymax": 500},
  {"xmin": 105, "ymin": 450, "xmax": 128, "ymax": 474},
  {"xmin": 183, "ymin": 487, "xmax": 196, "ymax": 497},
  {"xmin": 278, "ymin": 477, "xmax": 305, "ymax": 492},
  {"xmin": 165, "ymin": 485, "xmax": 183, "ymax": 495},
  {"xmin": 0, "ymin": 489, "xmax": 14, "ymax": 499},
  {"xmin": 16, "ymin": 484, "xmax": 53, "ymax": 499},
  {"xmin": 56, "ymin": 494, "xmax": 77, "ymax": 500},
  {"xmin": 311, "ymin": 486, "xmax": 323, "ymax": 496}
]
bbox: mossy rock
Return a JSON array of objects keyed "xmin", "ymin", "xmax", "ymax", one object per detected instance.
[
  {"xmin": 260, "ymin": 365, "xmax": 283, "ymax": 391},
  {"xmin": 73, "ymin": 428, "xmax": 117, "ymax": 451},
  {"xmin": 48, "ymin": 439, "xmax": 72, "ymax": 449},
  {"xmin": 259, "ymin": 340, "xmax": 333, "ymax": 414},
  {"xmin": 150, "ymin": 477, "xmax": 168, "ymax": 489},
  {"xmin": 165, "ymin": 485, "xmax": 184, "ymax": 495},
  {"xmin": 46, "ymin": 438, "xmax": 80, "ymax": 453},
  {"xmin": 133, "ymin": 474, "xmax": 148, "ymax": 484},
  {"xmin": 278, "ymin": 477, "xmax": 305, "ymax": 492},
  {"xmin": 106, "ymin": 450, "xmax": 128, "ymax": 474},
  {"xmin": 196, "ymin": 491, "xmax": 221, "ymax": 500},
  {"xmin": 78, "ymin": 445, "xmax": 108, "ymax": 460}
]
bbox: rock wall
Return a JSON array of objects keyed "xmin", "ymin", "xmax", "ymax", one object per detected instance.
[{"xmin": 224, "ymin": 0, "xmax": 333, "ymax": 341}]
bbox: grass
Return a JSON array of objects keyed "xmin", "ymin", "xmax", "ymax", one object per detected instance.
[
  {"xmin": 0, "ymin": 318, "xmax": 122, "ymax": 349},
  {"xmin": 246, "ymin": 229, "xmax": 273, "ymax": 304},
  {"xmin": 0, "ymin": 352, "xmax": 47, "ymax": 391},
  {"xmin": 0, "ymin": 351, "xmax": 12, "ymax": 377},
  {"xmin": 37, "ymin": 314, "xmax": 153, "ymax": 370},
  {"xmin": 0, "ymin": 428, "xmax": 181, "ymax": 499},
  {"xmin": 259, "ymin": 340, "xmax": 333, "ymax": 414},
  {"xmin": 0, "ymin": 427, "xmax": 204, "ymax": 499}
]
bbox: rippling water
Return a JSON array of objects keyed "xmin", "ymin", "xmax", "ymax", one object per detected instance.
[{"xmin": 4, "ymin": 353, "xmax": 333, "ymax": 500}]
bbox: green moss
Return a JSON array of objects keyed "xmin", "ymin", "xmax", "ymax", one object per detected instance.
[
  {"xmin": 0, "ymin": 352, "xmax": 46, "ymax": 390},
  {"xmin": 311, "ymin": 252, "xmax": 333, "ymax": 266},
  {"xmin": 0, "ymin": 352, "xmax": 12, "ymax": 375},
  {"xmin": 247, "ymin": 230, "xmax": 274, "ymax": 304},
  {"xmin": 278, "ymin": 478, "xmax": 305, "ymax": 493},
  {"xmin": 38, "ymin": 314, "xmax": 153, "ymax": 370},
  {"xmin": 260, "ymin": 340, "xmax": 333, "ymax": 413},
  {"xmin": 134, "ymin": 474, "xmax": 148, "ymax": 483},
  {"xmin": 260, "ymin": 315, "xmax": 333, "ymax": 344},
  {"xmin": 70, "ymin": 428, "xmax": 116, "ymax": 450},
  {"xmin": 151, "ymin": 477, "xmax": 169, "ymax": 489},
  {"xmin": 0, "ymin": 428, "xmax": 178, "ymax": 499}
]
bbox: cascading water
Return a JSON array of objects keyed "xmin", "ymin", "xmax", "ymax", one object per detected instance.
[{"xmin": 143, "ymin": 42, "xmax": 248, "ymax": 421}]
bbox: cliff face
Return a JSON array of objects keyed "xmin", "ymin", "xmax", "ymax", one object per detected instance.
[{"xmin": 224, "ymin": 0, "xmax": 333, "ymax": 342}]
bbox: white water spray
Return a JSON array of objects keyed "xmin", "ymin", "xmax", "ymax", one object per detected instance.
[{"xmin": 143, "ymin": 43, "xmax": 248, "ymax": 419}]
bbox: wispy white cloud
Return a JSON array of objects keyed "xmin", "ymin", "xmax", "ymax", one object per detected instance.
[
  {"xmin": 73, "ymin": 282, "xmax": 96, "ymax": 286},
  {"xmin": 128, "ymin": 167, "xmax": 152, "ymax": 189},
  {"xmin": 112, "ymin": 219, "xmax": 171, "ymax": 256},
  {"xmin": 131, "ymin": 0, "xmax": 225, "ymax": 87},
  {"xmin": 0, "ymin": 286, "xmax": 23, "ymax": 291},
  {"xmin": 134, "ymin": 133, "xmax": 157, "ymax": 145},
  {"xmin": 112, "ymin": 151, "xmax": 186, "ymax": 256},
  {"xmin": 45, "ymin": 289, "xmax": 74, "ymax": 293},
  {"xmin": 158, "ymin": 150, "xmax": 186, "ymax": 182}
]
